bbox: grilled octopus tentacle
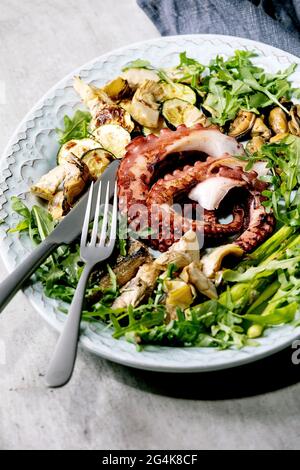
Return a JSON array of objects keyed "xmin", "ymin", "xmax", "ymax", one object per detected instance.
[
  {"xmin": 146, "ymin": 161, "xmax": 246, "ymax": 251},
  {"xmin": 146, "ymin": 160, "xmax": 274, "ymax": 252},
  {"xmin": 117, "ymin": 124, "xmax": 275, "ymax": 252},
  {"xmin": 117, "ymin": 124, "xmax": 245, "ymax": 217}
]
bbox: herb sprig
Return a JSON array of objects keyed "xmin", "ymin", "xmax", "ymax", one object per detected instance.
[
  {"xmin": 247, "ymin": 136, "xmax": 300, "ymax": 227},
  {"xmin": 200, "ymin": 50, "xmax": 296, "ymax": 125}
]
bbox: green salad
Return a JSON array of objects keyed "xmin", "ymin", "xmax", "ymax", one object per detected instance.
[{"xmin": 8, "ymin": 49, "xmax": 300, "ymax": 350}]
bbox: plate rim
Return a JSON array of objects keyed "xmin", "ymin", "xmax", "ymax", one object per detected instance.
[{"xmin": 1, "ymin": 33, "xmax": 300, "ymax": 373}]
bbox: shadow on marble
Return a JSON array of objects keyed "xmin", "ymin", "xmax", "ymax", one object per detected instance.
[{"xmin": 92, "ymin": 346, "xmax": 300, "ymax": 400}]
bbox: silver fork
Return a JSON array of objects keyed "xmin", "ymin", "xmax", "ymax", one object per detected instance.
[{"xmin": 45, "ymin": 180, "xmax": 118, "ymax": 387}]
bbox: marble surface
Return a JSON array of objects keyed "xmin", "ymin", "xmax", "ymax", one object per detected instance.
[{"xmin": 0, "ymin": 0, "xmax": 300, "ymax": 450}]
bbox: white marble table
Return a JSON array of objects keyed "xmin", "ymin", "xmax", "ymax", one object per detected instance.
[{"xmin": 0, "ymin": 0, "xmax": 300, "ymax": 450}]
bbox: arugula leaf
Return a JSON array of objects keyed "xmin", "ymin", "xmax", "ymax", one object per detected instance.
[
  {"xmin": 223, "ymin": 256, "xmax": 300, "ymax": 283},
  {"xmin": 203, "ymin": 78, "xmax": 240, "ymax": 126},
  {"xmin": 239, "ymin": 66, "xmax": 289, "ymax": 114},
  {"xmin": 109, "ymin": 298, "xmax": 250, "ymax": 349},
  {"xmin": 201, "ymin": 49, "xmax": 296, "ymax": 125},
  {"xmin": 8, "ymin": 197, "xmax": 54, "ymax": 244},
  {"xmin": 248, "ymin": 136, "xmax": 300, "ymax": 226},
  {"xmin": 10, "ymin": 196, "xmax": 31, "ymax": 219},
  {"xmin": 55, "ymin": 110, "xmax": 92, "ymax": 145},
  {"xmin": 176, "ymin": 52, "xmax": 205, "ymax": 88}
]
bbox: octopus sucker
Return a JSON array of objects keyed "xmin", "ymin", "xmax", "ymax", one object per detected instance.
[{"xmin": 117, "ymin": 124, "xmax": 275, "ymax": 252}]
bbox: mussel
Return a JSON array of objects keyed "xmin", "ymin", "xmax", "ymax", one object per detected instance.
[
  {"xmin": 269, "ymin": 133, "xmax": 290, "ymax": 143},
  {"xmin": 288, "ymin": 104, "xmax": 300, "ymax": 136},
  {"xmin": 251, "ymin": 116, "xmax": 272, "ymax": 140},
  {"xmin": 268, "ymin": 107, "xmax": 289, "ymax": 135},
  {"xmin": 246, "ymin": 136, "xmax": 265, "ymax": 154}
]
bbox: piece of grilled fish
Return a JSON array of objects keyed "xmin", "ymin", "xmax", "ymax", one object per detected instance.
[
  {"xmin": 87, "ymin": 238, "xmax": 152, "ymax": 304},
  {"xmin": 112, "ymin": 230, "xmax": 201, "ymax": 310},
  {"xmin": 112, "ymin": 262, "xmax": 160, "ymax": 309}
]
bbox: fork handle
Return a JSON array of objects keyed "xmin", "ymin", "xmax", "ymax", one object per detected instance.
[
  {"xmin": 45, "ymin": 263, "xmax": 93, "ymax": 387},
  {"xmin": 0, "ymin": 239, "xmax": 58, "ymax": 314}
]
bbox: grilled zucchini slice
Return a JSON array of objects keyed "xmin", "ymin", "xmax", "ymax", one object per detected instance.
[
  {"xmin": 57, "ymin": 138, "xmax": 99, "ymax": 164},
  {"xmin": 162, "ymin": 98, "xmax": 207, "ymax": 128},
  {"xmin": 142, "ymin": 116, "xmax": 168, "ymax": 136},
  {"xmin": 161, "ymin": 83, "xmax": 196, "ymax": 105},
  {"xmin": 121, "ymin": 68, "xmax": 159, "ymax": 90},
  {"xmin": 92, "ymin": 124, "xmax": 131, "ymax": 158},
  {"xmin": 82, "ymin": 148, "xmax": 113, "ymax": 179}
]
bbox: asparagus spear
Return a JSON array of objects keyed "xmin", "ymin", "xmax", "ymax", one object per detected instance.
[{"xmin": 220, "ymin": 228, "xmax": 300, "ymax": 312}]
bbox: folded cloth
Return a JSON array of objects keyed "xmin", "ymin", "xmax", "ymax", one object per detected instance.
[{"xmin": 137, "ymin": 0, "xmax": 300, "ymax": 57}]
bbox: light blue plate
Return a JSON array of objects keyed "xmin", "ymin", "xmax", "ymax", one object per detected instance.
[{"xmin": 1, "ymin": 34, "xmax": 300, "ymax": 372}]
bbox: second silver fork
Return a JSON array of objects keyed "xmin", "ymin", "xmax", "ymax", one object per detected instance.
[{"xmin": 45, "ymin": 181, "xmax": 118, "ymax": 388}]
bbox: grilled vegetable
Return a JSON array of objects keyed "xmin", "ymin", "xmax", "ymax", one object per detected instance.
[
  {"xmin": 31, "ymin": 155, "xmax": 90, "ymax": 205},
  {"xmin": 87, "ymin": 239, "xmax": 152, "ymax": 304},
  {"xmin": 118, "ymin": 99, "xmax": 132, "ymax": 113},
  {"xmin": 162, "ymin": 98, "xmax": 208, "ymax": 128},
  {"xmin": 165, "ymin": 280, "xmax": 193, "ymax": 308},
  {"xmin": 48, "ymin": 191, "xmax": 70, "ymax": 220},
  {"xmin": 93, "ymin": 104, "xmax": 134, "ymax": 132},
  {"xmin": 82, "ymin": 148, "xmax": 112, "ymax": 179},
  {"xmin": 120, "ymin": 68, "xmax": 159, "ymax": 90},
  {"xmin": 73, "ymin": 78, "xmax": 134, "ymax": 132},
  {"xmin": 74, "ymin": 76, "xmax": 113, "ymax": 108},
  {"xmin": 161, "ymin": 83, "xmax": 196, "ymax": 104},
  {"xmin": 57, "ymin": 138, "xmax": 99, "ymax": 164},
  {"xmin": 180, "ymin": 261, "xmax": 218, "ymax": 299},
  {"xmin": 142, "ymin": 116, "xmax": 168, "ymax": 136},
  {"xmin": 31, "ymin": 165, "xmax": 66, "ymax": 201},
  {"xmin": 102, "ymin": 77, "xmax": 130, "ymax": 100},
  {"xmin": 130, "ymin": 80, "xmax": 164, "ymax": 128},
  {"xmin": 93, "ymin": 124, "xmax": 131, "ymax": 158},
  {"xmin": 63, "ymin": 154, "xmax": 90, "ymax": 205},
  {"xmin": 154, "ymin": 230, "xmax": 200, "ymax": 270}
]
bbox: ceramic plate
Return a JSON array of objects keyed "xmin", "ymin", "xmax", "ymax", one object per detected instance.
[{"xmin": 1, "ymin": 34, "xmax": 300, "ymax": 372}]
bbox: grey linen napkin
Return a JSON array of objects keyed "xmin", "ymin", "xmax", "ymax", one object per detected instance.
[{"xmin": 137, "ymin": 0, "xmax": 300, "ymax": 57}]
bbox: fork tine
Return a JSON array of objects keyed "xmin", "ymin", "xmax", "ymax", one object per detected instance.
[
  {"xmin": 90, "ymin": 181, "xmax": 102, "ymax": 246},
  {"xmin": 99, "ymin": 181, "xmax": 110, "ymax": 246},
  {"xmin": 107, "ymin": 183, "xmax": 118, "ymax": 248},
  {"xmin": 80, "ymin": 181, "xmax": 94, "ymax": 248}
]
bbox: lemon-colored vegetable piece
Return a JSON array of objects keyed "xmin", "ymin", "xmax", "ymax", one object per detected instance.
[
  {"xmin": 165, "ymin": 280, "xmax": 193, "ymax": 308},
  {"xmin": 102, "ymin": 77, "xmax": 129, "ymax": 100},
  {"xmin": 162, "ymin": 98, "xmax": 208, "ymax": 128},
  {"xmin": 161, "ymin": 83, "xmax": 196, "ymax": 105}
]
